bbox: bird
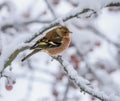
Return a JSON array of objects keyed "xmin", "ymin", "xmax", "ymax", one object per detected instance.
[{"xmin": 21, "ymin": 26, "xmax": 71, "ymax": 62}]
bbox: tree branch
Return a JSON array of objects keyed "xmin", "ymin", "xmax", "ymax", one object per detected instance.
[
  {"xmin": 4, "ymin": 46, "xmax": 29, "ymax": 69},
  {"xmin": 26, "ymin": 2, "xmax": 120, "ymax": 43},
  {"xmin": 45, "ymin": 0, "xmax": 57, "ymax": 19},
  {"xmin": 53, "ymin": 56, "xmax": 112, "ymax": 101},
  {"xmin": 1, "ymin": 0, "xmax": 120, "ymax": 75},
  {"xmin": 106, "ymin": 2, "xmax": 120, "ymax": 7},
  {"xmin": 27, "ymin": 8, "xmax": 94, "ymax": 42}
]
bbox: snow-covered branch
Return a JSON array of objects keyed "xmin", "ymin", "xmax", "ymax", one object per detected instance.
[
  {"xmin": 0, "ymin": 0, "xmax": 120, "ymax": 73},
  {"xmin": 106, "ymin": 2, "xmax": 120, "ymax": 7},
  {"xmin": 0, "ymin": 34, "xmax": 33, "ymax": 71},
  {"xmin": 54, "ymin": 56, "xmax": 120, "ymax": 101},
  {"xmin": 0, "ymin": 0, "xmax": 120, "ymax": 100},
  {"xmin": 27, "ymin": 1, "xmax": 120, "ymax": 42}
]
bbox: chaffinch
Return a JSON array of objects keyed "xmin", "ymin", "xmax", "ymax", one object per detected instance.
[{"xmin": 21, "ymin": 26, "xmax": 71, "ymax": 61}]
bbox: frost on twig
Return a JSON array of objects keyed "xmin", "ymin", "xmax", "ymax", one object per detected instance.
[
  {"xmin": 0, "ymin": 34, "xmax": 34, "ymax": 71},
  {"xmin": 0, "ymin": 0, "xmax": 120, "ymax": 100},
  {"xmin": 27, "ymin": 1, "xmax": 120, "ymax": 43},
  {"xmin": 0, "ymin": 0, "xmax": 120, "ymax": 81},
  {"xmin": 0, "ymin": 8, "xmax": 95, "ymax": 72},
  {"xmin": 53, "ymin": 56, "xmax": 120, "ymax": 101},
  {"xmin": 53, "ymin": 57, "xmax": 110, "ymax": 101},
  {"xmin": 0, "ymin": 44, "xmax": 30, "ymax": 71}
]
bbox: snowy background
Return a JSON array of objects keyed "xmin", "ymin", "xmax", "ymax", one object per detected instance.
[{"xmin": 0, "ymin": 0, "xmax": 120, "ymax": 101}]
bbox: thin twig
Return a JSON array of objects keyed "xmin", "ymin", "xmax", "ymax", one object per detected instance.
[
  {"xmin": 62, "ymin": 79, "xmax": 70, "ymax": 101},
  {"xmin": 106, "ymin": 3, "xmax": 120, "ymax": 7},
  {"xmin": 3, "ymin": 46, "xmax": 30, "ymax": 69},
  {"xmin": 1, "ymin": 1, "xmax": 120, "ymax": 75},
  {"xmin": 45, "ymin": 0, "xmax": 57, "ymax": 19},
  {"xmin": 86, "ymin": 25, "xmax": 120, "ymax": 48},
  {"xmin": 53, "ymin": 56, "xmax": 110, "ymax": 101},
  {"xmin": 28, "ymin": 1, "xmax": 120, "ymax": 42}
]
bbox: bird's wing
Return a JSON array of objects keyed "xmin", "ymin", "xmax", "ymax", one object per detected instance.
[{"xmin": 30, "ymin": 37, "xmax": 62, "ymax": 49}]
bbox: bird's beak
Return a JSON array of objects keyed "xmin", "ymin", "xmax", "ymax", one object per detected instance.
[{"xmin": 69, "ymin": 31, "xmax": 73, "ymax": 34}]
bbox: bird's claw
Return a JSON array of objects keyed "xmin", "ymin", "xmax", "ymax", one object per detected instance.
[{"xmin": 51, "ymin": 55, "xmax": 62, "ymax": 62}]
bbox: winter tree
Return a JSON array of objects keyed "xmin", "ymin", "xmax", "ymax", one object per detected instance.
[{"xmin": 0, "ymin": 0, "xmax": 120, "ymax": 101}]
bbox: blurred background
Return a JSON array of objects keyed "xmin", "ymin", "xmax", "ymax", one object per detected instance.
[{"xmin": 0, "ymin": 0, "xmax": 120, "ymax": 101}]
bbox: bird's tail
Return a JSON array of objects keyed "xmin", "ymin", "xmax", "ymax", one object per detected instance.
[{"xmin": 21, "ymin": 49, "xmax": 41, "ymax": 62}]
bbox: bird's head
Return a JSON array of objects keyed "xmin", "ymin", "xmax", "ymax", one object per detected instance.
[{"xmin": 56, "ymin": 26, "xmax": 72, "ymax": 37}]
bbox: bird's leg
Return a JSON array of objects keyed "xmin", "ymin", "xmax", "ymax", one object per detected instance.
[
  {"xmin": 57, "ymin": 55, "xmax": 63, "ymax": 63},
  {"xmin": 51, "ymin": 55, "xmax": 63, "ymax": 63},
  {"xmin": 51, "ymin": 57, "xmax": 54, "ymax": 61},
  {"xmin": 57, "ymin": 55, "xmax": 62, "ymax": 59}
]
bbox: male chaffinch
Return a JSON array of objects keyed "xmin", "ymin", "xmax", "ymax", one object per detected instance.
[{"xmin": 21, "ymin": 26, "xmax": 71, "ymax": 61}]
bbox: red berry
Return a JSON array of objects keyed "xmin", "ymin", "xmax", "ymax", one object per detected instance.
[
  {"xmin": 52, "ymin": 90, "xmax": 58, "ymax": 97},
  {"xmin": 95, "ymin": 41, "xmax": 101, "ymax": 46},
  {"xmin": 70, "ymin": 55, "xmax": 80, "ymax": 69},
  {"xmin": 5, "ymin": 85, "xmax": 13, "ymax": 91},
  {"xmin": 52, "ymin": 0, "xmax": 60, "ymax": 5},
  {"xmin": 56, "ymin": 73, "xmax": 66, "ymax": 81},
  {"xmin": 22, "ymin": 13, "xmax": 30, "ymax": 18}
]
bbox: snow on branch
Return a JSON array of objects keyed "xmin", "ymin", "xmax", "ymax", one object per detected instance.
[
  {"xmin": 0, "ymin": 43, "xmax": 31, "ymax": 72},
  {"xmin": 0, "ymin": 34, "xmax": 34, "ymax": 72},
  {"xmin": 0, "ymin": 0, "xmax": 120, "ymax": 100},
  {"xmin": 106, "ymin": 2, "xmax": 120, "ymax": 7},
  {"xmin": 0, "ymin": 0, "xmax": 120, "ymax": 78},
  {"xmin": 26, "ymin": 1, "xmax": 120, "ymax": 42},
  {"xmin": 53, "ymin": 56, "xmax": 120, "ymax": 101}
]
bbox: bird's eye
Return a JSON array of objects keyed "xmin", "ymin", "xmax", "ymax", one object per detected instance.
[{"xmin": 64, "ymin": 31, "xmax": 67, "ymax": 33}]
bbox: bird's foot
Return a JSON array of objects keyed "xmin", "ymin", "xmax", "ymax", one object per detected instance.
[{"xmin": 51, "ymin": 55, "xmax": 63, "ymax": 63}]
